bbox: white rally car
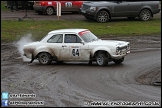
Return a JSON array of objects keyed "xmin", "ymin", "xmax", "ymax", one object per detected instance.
[{"xmin": 23, "ymin": 29, "xmax": 130, "ymax": 66}]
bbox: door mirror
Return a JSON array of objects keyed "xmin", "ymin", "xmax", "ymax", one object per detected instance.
[{"xmin": 81, "ymin": 40, "xmax": 85, "ymax": 45}]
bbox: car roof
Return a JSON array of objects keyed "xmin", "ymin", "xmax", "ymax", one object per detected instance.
[{"xmin": 48, "ymin": 28, "xmax": 88, "ymax": 34}]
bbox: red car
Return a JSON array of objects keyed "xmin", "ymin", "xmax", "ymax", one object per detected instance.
[{"xmin": 33, "ymin": 1, "xmax": 83, "ymax": 15}]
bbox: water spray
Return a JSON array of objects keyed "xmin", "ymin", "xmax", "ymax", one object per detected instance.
[{"xmin": 15, "ymin": 33, "xmax": 33, "ymax": 62}]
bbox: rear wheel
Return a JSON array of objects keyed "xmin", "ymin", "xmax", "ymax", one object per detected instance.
[
  {"xmin": 46, "ymin": 7, "xmax": 54, "ymax": 15},
  {"xmin": 139, "ymin": 9, "xmax": 152, "ymax": 21},
  {"xmin": 96, "ymin": 52, "xmax": 108, "ymax": 66},
  {"xmin": 38, "ymin": 52, "xmax": 52, "ymax": 65}
]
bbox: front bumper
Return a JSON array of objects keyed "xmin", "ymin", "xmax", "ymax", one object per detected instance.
[
  {"xmin": 112, "ymin": 50, "xmax": 130, "ymax": 59},
  {"xmin": 80, "ymin": 8, "xmax": 97, "ymax": 19}
]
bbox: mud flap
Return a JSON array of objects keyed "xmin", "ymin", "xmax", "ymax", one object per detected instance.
[{"xmin": 29, "ymin": 55, "xmax": 34, "ymax": 63}]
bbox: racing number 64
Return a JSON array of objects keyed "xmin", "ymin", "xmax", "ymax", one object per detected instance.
[{"xmin": 72, "ymin": 48, "xmax": 79, "ymax": 56}]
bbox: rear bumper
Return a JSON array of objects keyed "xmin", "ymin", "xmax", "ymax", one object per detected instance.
[{"xmin": 152, "ymin": 9, "xmax": 161, "ymax": 14}]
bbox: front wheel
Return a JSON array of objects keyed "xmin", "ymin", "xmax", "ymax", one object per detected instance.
[
  {"xmin": 96, "ymin": 52, "xmax": 108, "ymax": 66},
  {"xmin": 96, "ymin": 10, "xmax": 109, "ymax": 23},
  {"xmin": 139, "ymin": 9, "xmax": 152, "ymax": 21},
  {"xmin": 38, "ymin": 52, "xmax": 52, "ymax": 65}
]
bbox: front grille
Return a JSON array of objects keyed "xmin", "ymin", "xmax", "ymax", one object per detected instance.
[
  {"xmin": 118, "ymin": 46, "xmax": 127, "ymax": 50},
  {"xmin": 82, "ymin": 4, "xmax": 90, "ymax": 10}
]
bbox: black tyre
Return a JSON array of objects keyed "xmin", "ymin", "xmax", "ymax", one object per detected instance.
[
  {"xmin": 139, "ymin": 9, "xmax": 152, "ymax": 21},
  {"xmin": 96, "ymin": 10, "xmax": 109, "ymax": 23},
  {"xmin": 113, "ymin": 57, "xmax": 124, "ymax": 64},
  {"xmin": 46, "ymin": 7, "xmax": 54, "ymax": 15},
  {"xmin": 38, "ymin": 52, "xmax": 52, "ymax": 65},
  {"xmin": 96, "ymin": 52, "xmax": 108, "ymax": 66}
]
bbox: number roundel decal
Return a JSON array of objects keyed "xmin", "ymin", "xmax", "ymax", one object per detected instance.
[
  {"xmin": 72, "ymin": 48, "xmax": 79, "ymax": 56},
  {"xmin": 71, "ymin": 46, "xmax": 80, "ymax": 57},
  {"xmin": 65, "ymin": 2, "xmax": 72, "ymax": 7}
]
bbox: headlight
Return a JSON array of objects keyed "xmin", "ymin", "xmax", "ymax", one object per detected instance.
[
  {"xmin": 127, "ymin": 43, "xmax": 130, "ymax": 50},
  {"xmin": 89, "ymin": 6, "xmax": 97, "ymax": 11},
  {"xmin": 81, "ymin": 5, "xmax": 83, "ymax": 8},
  {"xmin": 116, "ymin": 47, "xmax": 120, "ymax": 55}
]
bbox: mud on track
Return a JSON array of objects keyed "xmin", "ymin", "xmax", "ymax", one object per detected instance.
[{"xmin": 1, "ymin": 36, "xmax": 161, "ymax": 107}]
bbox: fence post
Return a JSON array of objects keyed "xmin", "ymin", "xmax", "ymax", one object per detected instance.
[{"xmin": 57, "ymin": 2, "xmax": 61, "ymax": 20}]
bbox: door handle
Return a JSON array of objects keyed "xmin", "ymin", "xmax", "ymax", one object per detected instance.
[{"xmin": 62, "ymin": 45, "xmax": 67, "ymax": 47}]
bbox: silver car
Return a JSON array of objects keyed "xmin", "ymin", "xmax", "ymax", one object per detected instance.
[{"xmin": 80, "ymin": 1, "xmax": 161, "ymax": 22}]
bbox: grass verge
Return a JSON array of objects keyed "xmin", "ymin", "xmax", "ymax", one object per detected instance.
[
  {"xmin": 1, "ymin": 1, "xmax": 161, "ymax": 43},
  {"xmin": 1, "ymin": 19, "xmax": 161, "ymax": 43}
]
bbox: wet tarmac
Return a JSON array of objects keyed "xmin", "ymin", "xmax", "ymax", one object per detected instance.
[{"xmin": 1, "ymin": 36, "xmax": 161, "ymax": 107}]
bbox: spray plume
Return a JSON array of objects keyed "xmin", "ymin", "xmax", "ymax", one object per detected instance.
[{"xmin": 15, "ymin": 33, "xmax": 33, "ymax": 61}]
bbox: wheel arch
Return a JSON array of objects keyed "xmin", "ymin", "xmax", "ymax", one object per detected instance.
[
  {"xmin": 36, "ymin": 51, "xmax": 52, "ymax": 58},
  {"xmin": 139, "ymin": 8, "xmax": 153, "ymax": 17},
  {"xmin": 34, "ymin": 47, "xmax": 55, "ymax": 58},
  {"xmin": 94, "ymin": 50, "xmax": 111, "ymax": 58},
  {"xmin": 91, "ymin": 47, "xmax": 112, "ymax": 58}
]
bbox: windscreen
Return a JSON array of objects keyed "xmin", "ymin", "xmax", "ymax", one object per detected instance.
[{"xmin": 78, "ymin": 30, "xmax": 98, "ymax": 42}]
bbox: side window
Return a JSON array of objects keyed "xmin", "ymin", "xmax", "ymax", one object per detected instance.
[
  {"xmin": 64, "ymin": 34, "xmax": 81, "ymax": 43},
  {"xmin": 76, "ymin": 36, "xmax": 82, "ymax": 43},
  {"xmin": 47, "ymin": 34, "xmax": 63, "ymax": 43}
]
